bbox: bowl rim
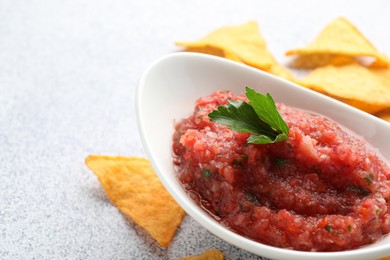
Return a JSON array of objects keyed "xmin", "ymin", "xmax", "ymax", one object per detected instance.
[{"xmin": 136, "ymin": 52, "xmax": 390, "ymax": 260}]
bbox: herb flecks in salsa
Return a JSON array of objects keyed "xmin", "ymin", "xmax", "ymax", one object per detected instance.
[{"xmin": 173, "ymin": 90, "xmax": 390, "ymax": 252}]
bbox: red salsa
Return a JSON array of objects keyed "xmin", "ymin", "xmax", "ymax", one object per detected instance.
[{"xmin": 172, "ymin": 91, "xmax": 390, "ymax": 251}]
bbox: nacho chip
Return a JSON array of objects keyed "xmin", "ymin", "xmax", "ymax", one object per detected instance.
[
  {"xmin": 376, "ymin": 108, "xmax": 390, "ymax": 123},
  {"xmin": 85, "ymin": 155, "xmax": 185, "ymax": 247},
  {"xmin": 286, "ymin": 17, "xmax": 389, "ymax": 67},
  {"xmin": 185, "ymin": 46, "xmax": 243, "ymax": 62},
  {"xmin": 370, "ymin": 66, "xmax": 390, "ymax": 89},
  {"xmin": 176, "ymin": 21, "xmax": 295, "ymax": 81},
  {"xmin": 299, "ymin": 64, "xmax": 390, "ymax": 113},
  {"xmin": 177, "ymin": 249, "xmax": 224, "ymax": 260},
  {"xmin": 377, "ymin": 257, "xmax": 390, "ymax": 260},
  {"xmin": 176, "ymin": 21, "xmax": 274, "ymax": 70},
  {"xmin": 289, "ymin": 54, "xmax": 355, "ymax": 69},
  {"xmin": 266, "ymin": 57, "xmax": 295, "ymax": 81}
]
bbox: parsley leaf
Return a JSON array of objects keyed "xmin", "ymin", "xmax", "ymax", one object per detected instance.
[
  {"xmin": 208, "ymin": 87, "xmax": 289, "ymax": 144},
  {"xmin": 245, "ymin": 87, "xmax": 289, "ymax": 136}
]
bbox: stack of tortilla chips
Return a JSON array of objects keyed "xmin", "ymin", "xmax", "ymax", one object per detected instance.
[
  {"xmin": 288, "ymin": 17, "xmax": 390, "ymax": 115},
  {"xmin": 176, "ymin": 18, "xmax": 390, "ymax": 121}
]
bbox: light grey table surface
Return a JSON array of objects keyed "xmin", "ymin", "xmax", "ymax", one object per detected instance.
[{"xmin": 1, "ymin": 1, "xmax": 390, "ymax": 259}]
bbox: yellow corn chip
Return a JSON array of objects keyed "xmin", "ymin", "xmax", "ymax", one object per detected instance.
[
  {"xmin": 377, "ymin": 256, "xmax": 390, "ymax": 260},
  {"xmin": 370, "ymin": 67, "xmax": 390, "ymax": 116},
  {"xmin": 286, "ymin": 17, "xmax": 389, "ymax": 67},
  {"xmin": 376, "ymin": 109, "xmax": 390, "ymax": 123},
  {"xmin": 85, "ymin": 155, "xmax": 185, "ymax": 247},
  {"xmin": 185, "ymin": 46, "xmax": 243, "ymax": 62},
  {"xmin": 370, "ymin": 66, "xmax": 390, "ymax": 89},
  {"xmin": 177, "ymin": 249, "xmax": 224, "ymax": 260},
  {"xmin": 176, "ymin": 21, "xmax": 274, "ymax": 70},
  {"xmin": 176, "ymin": 21, "xmax": 294, "ymax": 81},
  {"xmin": 289, "ymin": 54, "xmax": 355, "ymax": 69},
  {"xmin": 184, "ymin": 46, "xmax": 225, "ymax": 58},
  {"xmin": 298, "ymin": 64, "xmax": 390, "ymax": 113},
  {"xmin": 266, "ymin": 57, "xmax": 295, "ymax": 81}
]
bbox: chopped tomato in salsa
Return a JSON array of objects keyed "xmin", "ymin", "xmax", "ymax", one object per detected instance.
[{"xmin": 172, "ymin": 91, "xmax": 390, "ymax": 251}]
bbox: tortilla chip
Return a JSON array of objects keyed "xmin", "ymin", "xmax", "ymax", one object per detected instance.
[
  {"xmin": 289, "ymin": 54, "xmax": 355, "ymax": 69},
  {"xmin": 177, "ymin": 249, "xmax": 224, "ymax": 260},
  {"xmin": 176, "ymin": 21, "xmax": 294, "ymax": 81},
  {"xmin": 266, "ymin": 57, "xmax": 295, "ymax": 81},
  {"xmin": 376, "ymin": 108, "xmax": 390, "ymax": 123},
  {"xmin": 286, "ymin": 17, "xmax": 389, "ymax": 67},
  {"xmin": 176, "ymin": 21, "xmax": 274, "ymax": 70},
  {"xmin": 85, "ymin": 155, "xmax": 185, "ymax": 247},
  {"xmin": 298, "ymin": 64, "xmax": 390, "ymax": 113},
  {"xmin": 370, "ymin": 66, "xmax": 390, "ymax": 89},
  {"xmin": 185, "ymin": 46, "xmax": 243, "ymax": 62},
  {"xmin": 377, "ymin": 257, "xmax": 390, "ymax": 260}
]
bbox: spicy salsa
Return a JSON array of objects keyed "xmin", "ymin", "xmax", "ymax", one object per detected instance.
[{"xmin": 172, "ymin": 90, "xmax": 390, "ymax": 251}]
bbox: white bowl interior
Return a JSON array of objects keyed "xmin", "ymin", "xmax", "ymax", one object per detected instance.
[{"xmin": 136, "ymin": 53, "xmax": 390, "ymax": 260}]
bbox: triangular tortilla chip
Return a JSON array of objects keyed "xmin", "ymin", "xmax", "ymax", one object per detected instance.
[
  {"xmin": 176, "ymin": 21, "xmax": 274, "ymax": 70},
  {"xmin": 370, "ymin": 66, "xmax": 390, "ymax": 89},
  {"xmin": 177, "ymin": 249, "xmax": 224, "ymax": 260},
  {"xmin": 85, "ymin": 155, "xmax": 185, "ymax": 247},
  {"xmin": 288, "ymin": 54, "xmax": 355, "ymax": 69},
  {"xmin": 286, "ymin": 17, "xmax": 389, "ymax": 67},
  {"xmin": 377, "ymin": 256, "xmax": 390, "ymax": 260},
  {"xmin": 376, "ymin": 108, "xmax": 390, "ymax": 123},
  {"xmin": 298, "ymin": 64, "xmax": 390, "ymax": 113},
  {"xmin": 176, "ymin": 21, "xmax": 295, "ymax": 81},
  {"xmin": 184, "ymin": 46, "xmax": 243, "ymax": 62},
  {"xmin": 266, "ymin": 57, "xmax": 295, "ymax": 81}
]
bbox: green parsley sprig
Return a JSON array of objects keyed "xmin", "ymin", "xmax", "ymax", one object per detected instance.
[{"xmin": 208, "ymin": 86, "xmax": 289, "ymax": 144}]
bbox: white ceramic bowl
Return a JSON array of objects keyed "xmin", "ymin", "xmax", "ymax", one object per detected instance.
[{"xmin": 136, "ymin": 53, "xmax": 390, "ymax": 260}]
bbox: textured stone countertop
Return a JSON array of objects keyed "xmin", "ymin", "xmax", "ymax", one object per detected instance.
[{"xmin": 1, "ymin": 0, "xmax": 389, "ymax": 259}]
